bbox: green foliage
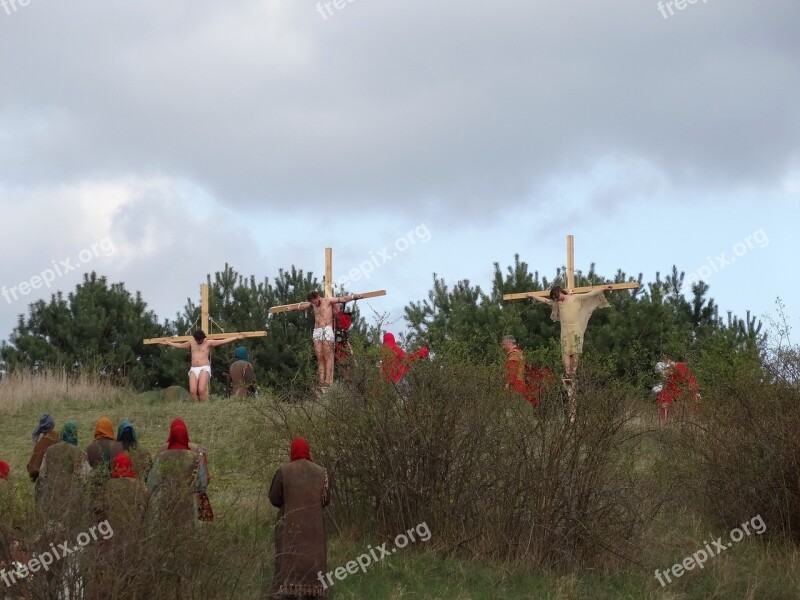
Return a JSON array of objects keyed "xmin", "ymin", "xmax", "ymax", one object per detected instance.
[
  {"xmin": 0, "ymin": 272, "xmax": 173, "ymax": 388},
  {"xmin": 0, "ymin": 257, "xmax": 767, "ymax": 397},
  {"xmin": 406, "ymin": 258, "xmax": 764, "ymax": 391}
]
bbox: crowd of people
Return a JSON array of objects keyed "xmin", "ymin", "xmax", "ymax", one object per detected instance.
[{"xmin": 1, "ymin": 412, "xmax": 330, "ymax": 599}]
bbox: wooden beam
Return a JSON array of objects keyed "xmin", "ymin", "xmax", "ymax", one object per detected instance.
[
  {"xmin": 269, "ymin": 289, "xmax": 387, "ymax": 314},
  {"xmin": 143, "ymin": 331, "xmax": 267, "ymax": 345},
  {"xmin": 325, "ymin": 247, "xmax": 333, "ymax": 298},
  {"xmin": 201, "ymin": 283, "xmax": 209, "ymax": 333},
  {"xmin": 503, "ymin": 282, "xmax": 639, "ymax": 301},
  {"xmin": 349, "ymin": 289, "xmax": 386, "ymax": 301},
  {"xmin": 566, "ymin": 234, "xmax": 575, "ymax": 291}
]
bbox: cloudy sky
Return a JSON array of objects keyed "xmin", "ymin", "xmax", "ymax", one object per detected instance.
[{"xmin": 0, "ymin": 0, "xmax": 797, "ymax": 344}]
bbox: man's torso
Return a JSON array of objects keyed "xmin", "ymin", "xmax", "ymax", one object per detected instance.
[{"xmin": 190, "ymin": 340, "xmax": 211, "ymax": 366}]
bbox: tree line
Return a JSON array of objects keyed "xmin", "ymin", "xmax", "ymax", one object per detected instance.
[{"xmin": 0, "ymin": 258, "xmax": 763, "ymax": 392}]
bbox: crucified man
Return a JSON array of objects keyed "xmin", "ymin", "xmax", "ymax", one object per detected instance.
[
  {"xmin": 284, "ymin": 291, "xmax": 363, "ymax": 388},
  {"xmin": 160, "ymin": 330, "xmax": 245, "ymax": 402},
  {"xmin": 527, "ymin": 284, "xmax": 613, "ymax": 378}
]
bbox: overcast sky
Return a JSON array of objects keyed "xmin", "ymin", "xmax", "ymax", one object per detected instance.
[{"xmin": 0, "ymin": 0, "xmax": 797, "ymax": 345}]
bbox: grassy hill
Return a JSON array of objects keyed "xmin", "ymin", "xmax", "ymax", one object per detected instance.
[{"xmin": 1, "ymin": 368, "xmax": 798, "ymax": 599}]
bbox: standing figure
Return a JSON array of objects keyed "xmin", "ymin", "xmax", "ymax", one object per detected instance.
[
  {"xmin": 268, "ymin": 437, "xmax": 331, "ymax": 599},
  {"xmin": 230, "ymin": 345, "xmax": 256, "ymax": 397},
  {"xmin": 86, "ymin": 416, "xmax": 116, "ymax": 472},
  {"xmin": 27, "ymin": 414, "xmax": 59, "ymax": 501},
  {"xmin": 89, "ymin": 453, "xmax": 149, "ymax": 600},
  {"xmin": 501, "ymin": 336, "xmax": 555, "ymax": 406},
  {"xmin": 380, "ymin": 332, "xmax": 429, "ymax": 385},
  {"xmin": 110, "ymin": 420, "xmax": 153, "ymax": 482},
  {"xmin": 38, "ymin": 422, "xmax": 91, "ymax": 516},
  {"xmin": 656, "ymin": 359, "xmax": 700, "ymax": 421},
  {"xmin": 160, "ymin": 330, "xmax": 245, "ymax": 402}
]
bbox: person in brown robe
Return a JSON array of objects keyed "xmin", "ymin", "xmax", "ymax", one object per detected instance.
[
  {"xmin": 38, "ymin": 422, "xmax": 91, "ymax": 521},
  {"xmin": 86, "ymin": 417, "xmax": 116, "ymax": 471},
  {"xmin": 88, "ymin": 453, "xmax": 150, "ymax": 600},
  {"xmin": 146, "ymin": 418, "xmax": 209, "ymax": 584},
  {"xmin": 230, "ymin": 346, "xmax": 256, "ymax": 397},
  {"xmin": 269, "ymin": 437, "xmax": 331, "ymax": 599},
  {"xmin": 147, "ymin": 419, "xmax": 208, "ymax": 523},
  {"xmin": 27, "ymin": 413, "xmax": 59, "ymax": 500}
]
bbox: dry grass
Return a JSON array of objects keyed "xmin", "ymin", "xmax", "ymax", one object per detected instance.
[{"xmin": 0, "ymin": 370, "xmax": 129, "ymax": 413}]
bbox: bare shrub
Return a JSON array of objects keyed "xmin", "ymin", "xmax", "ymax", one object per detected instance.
[
  {"xmin": 671, "ymin": 348, "xmax": 800, "ymax": 543},
  {"xmin": 264, "ymin": 352, "xmax": 656, "ymax": 570}
]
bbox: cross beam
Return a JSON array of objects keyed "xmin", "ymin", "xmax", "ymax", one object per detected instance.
[
  {"xmin": 503, "ymin": 234, "xmax": 639, "ymax": 301},
  {"xmin": 268, "ymin": 247, "xmax": 387, "ymax": 314},
  {"xmin": 143, "ymin": 283, "xmax": 268, "ymax": 345}
]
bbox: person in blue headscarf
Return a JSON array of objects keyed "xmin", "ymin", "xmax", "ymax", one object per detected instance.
[
  {"xmin": 37, "ymin": 422, "xmax": 89, "ymax": 509},
  {"xmin": 110, "ymin": 420, "xmax": 153, "ymax": 481},
  {"xmin": 230, "ymin": 345, "xmax": 255, "ymax": 397}
]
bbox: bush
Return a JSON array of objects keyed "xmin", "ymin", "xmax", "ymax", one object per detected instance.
[
  {"xmin": 265, "ymin": 351, "xmax": 657, "ymax": 570},
  {"xmin": 671, "ymin": 346, "xmax": 800, "ymax": 543}
]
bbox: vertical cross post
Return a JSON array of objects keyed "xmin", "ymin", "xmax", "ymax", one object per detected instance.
[
  {"xmin": 200, "ymin": 283, "xmax": 209, "ymax": 333},
  {"xmin": 324, "ymin": 247, "xmax": 333, "ymax": 298},
  {"xmin": 566, "ymin": 234, "xmax": 575, "ymax": 291}
]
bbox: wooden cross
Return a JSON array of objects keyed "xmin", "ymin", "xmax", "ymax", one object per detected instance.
[
  {"xmin": 268, "ymin": 247, "xmax": 387, "ymax": 314},
  {"xmin": 143, "ymin": 283, "xmax": 268, "ymax": 344},
  {"xmin": 503, "ymin": 234, "xmax": 639, "ymax": 302}
]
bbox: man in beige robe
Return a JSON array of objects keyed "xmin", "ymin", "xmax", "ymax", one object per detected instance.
[{"xmin": 529, "ymin": 284, "xmax": 613, "ymax": 378}]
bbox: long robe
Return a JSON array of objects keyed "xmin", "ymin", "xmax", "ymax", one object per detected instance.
[
  {"xmin": 269, "ymin": 459, "xmax": 331, "ymax": 598},
  {"xmin": 27, "ymin": 430, "xmax": 59, "ymax": 482},
  {"xmin": 146, "ymin": 448, "xmax": 206, "ymax": 530},
  {"xmin": 38, "ymin": 442, "xmax": 90, "ymax": 516},
  {"xmin": 549, "ymin": 292, "xmax": 610, "ymax": 358},
  {"xmin": 230, "ymin": 359, "xmax": 255, "ymax": 396}
]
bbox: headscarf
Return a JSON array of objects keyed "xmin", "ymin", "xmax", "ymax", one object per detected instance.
[
  {"xmin": 382, "ymin": 333, "xmax": 405, "ymax": 357},
  {"xmin": 32, "ymin": 413, "xmax": 56, "ymax": 444},
  {"xmin": 116, "ymin": 420, "xmax": 138, "ymax": 450},
  {"xmin": 167, "ymin": 418, "xmax": 191, "ymax": 451},
  {"xmin": 234, "ymin": 346, "xmax": 249, "ymax": 362},
  {"xmin": 0, "ymin": 461, "xmax": 9, "ymax": 480},
  {"xmin": 93, "ymin": 417, "xmax": 115, "ymax": 441},
  {"xmin": 290, "ymin": 437, "xmax": 311, "ymax": 462},
  {"xmin": 61, "ymin": 422, "xmax": 79, "ymax": 446},
  {"xmin": 111, "ymin": 453, "xmax": 136, "ymax": 479}
]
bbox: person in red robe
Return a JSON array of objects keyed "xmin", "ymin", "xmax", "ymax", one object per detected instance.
[
  {"xmin": 502, "ymin": 336, "xmax": 555, "ymax": 406},
  {"xmin": 380, "ymin": 332, "xmax": 429, "ymax": 385},
  {"xmin": 656, "ymin": 359, "xmax": 700, "ymax": 421}
]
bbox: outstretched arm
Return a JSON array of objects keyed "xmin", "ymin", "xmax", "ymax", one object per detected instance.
[
  {"xmin": 587, "ymin": 285, "xmax": 614, "ymax": 297},
  {"xmin": 280, "ymin": 301, "xmax": 313, "ymax": 312},
  {"xmin": 207, "ymin": 333, "xmax": 246, "ymax": 347},
  {"xmin": 526, "ymin": 293, "xmax": 553, "ymax": 305},
  {"xmin": 160, "ymin": 340, "xmax": 191, "ymax": 349},
  {"xmin": 331, "ymin": 293, "xmax": 363, "ymax": 303}
]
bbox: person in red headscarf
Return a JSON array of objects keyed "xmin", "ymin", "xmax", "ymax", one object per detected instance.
[
  {"xmin": 147, "ymin": 418, "xmax": 212, "ymax": 527},
  {"xmin": 380, "ymin": 332, "xmax": 429, "ymax": 385},
  {"xmin": 656, "ymin": 359, "xmax": 700, "ymax": 421},
  {"xmin": 89, "ymin": 453, "xmax": 149, "ymax": 598},
  {"xmin": 100, "ymin": 453, "xmax": 148, "ymax": 532},
  {"xmin": 269, "ymin": 436, "xmax": 331, "ymax": 598}
]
